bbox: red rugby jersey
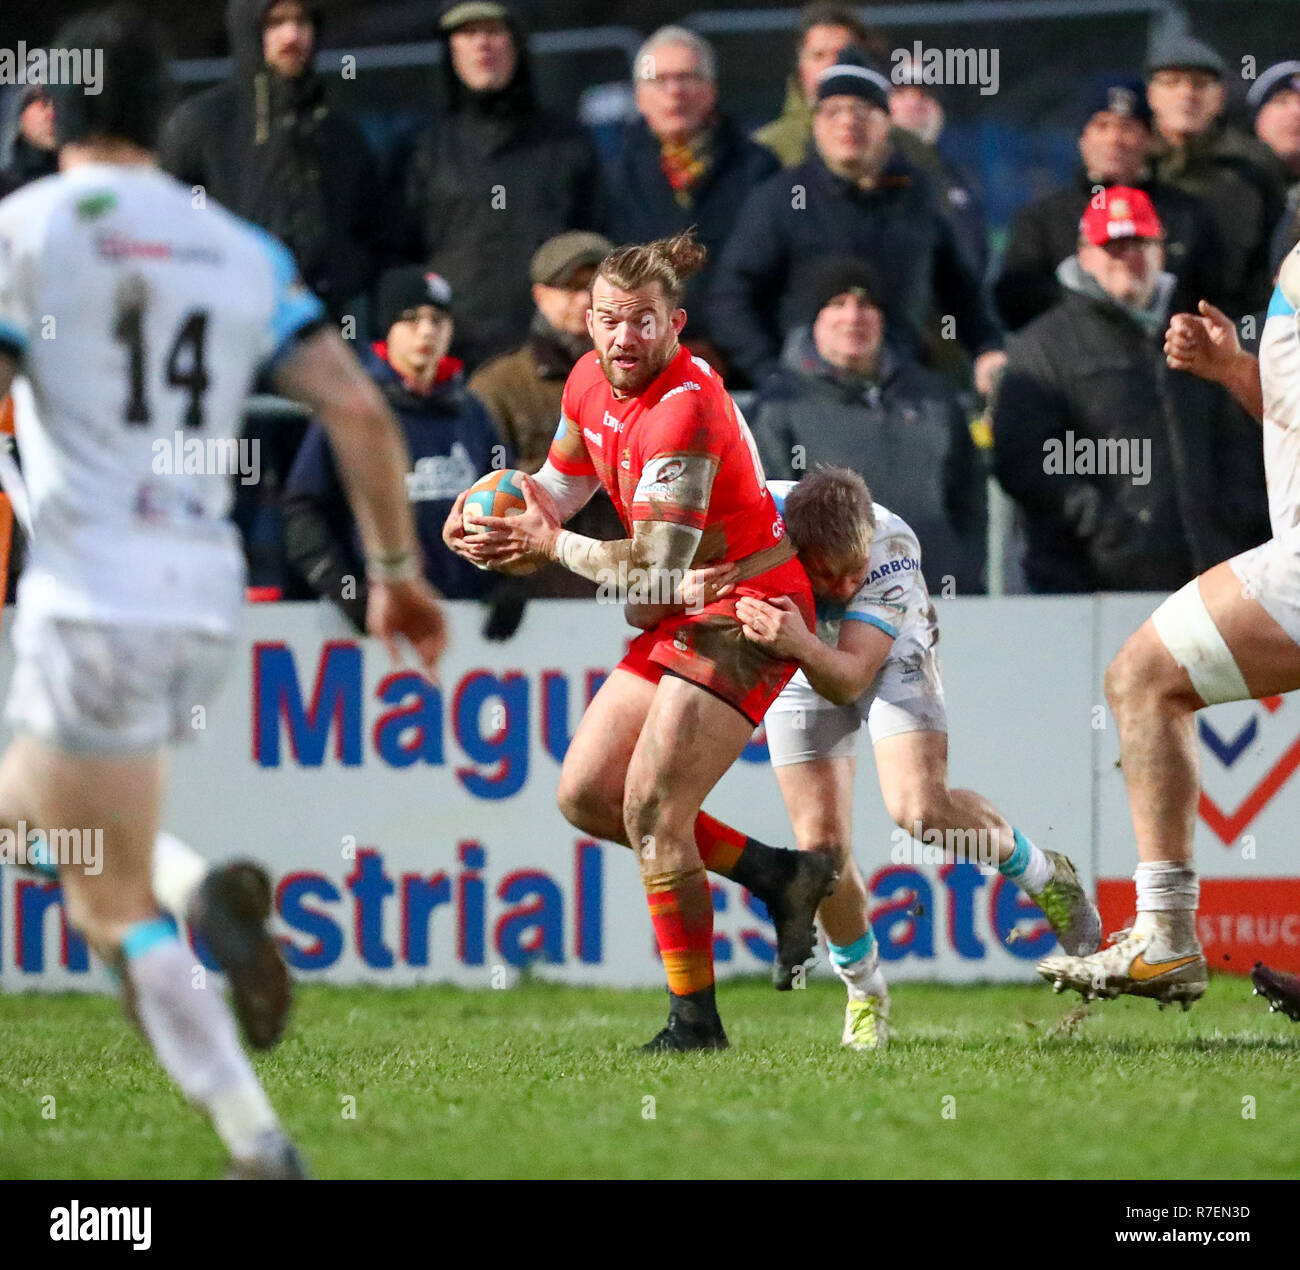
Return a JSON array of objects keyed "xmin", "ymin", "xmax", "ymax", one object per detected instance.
[{"xmin": 547, "ymin": 345, "xmax": 787, "ymax": 563}]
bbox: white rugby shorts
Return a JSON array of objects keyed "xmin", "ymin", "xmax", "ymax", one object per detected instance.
[
  {"xmin": 765, "ymin": 632, "xmax": 947, "ymax": 767},
  {"xmin": 6, "ymin": 614, "xmax": 235, "ymax": 755},
  {"xmin": 1229, "ymin": 536, "xmax": 1300, "ymax": 648}
]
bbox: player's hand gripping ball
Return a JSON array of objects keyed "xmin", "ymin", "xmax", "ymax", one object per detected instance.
[{"xmin": 462, "ymin": 469, "xmax": 544, "ymax": 576}]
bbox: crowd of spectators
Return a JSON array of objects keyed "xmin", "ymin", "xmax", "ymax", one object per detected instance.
[{"xmin": 3, "ymin": 0, "xmax": 1297, "ymax": 610}]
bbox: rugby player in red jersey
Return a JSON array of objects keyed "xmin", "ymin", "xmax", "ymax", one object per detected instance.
[{"xmin": 444, "ymin": 232, "xmax": 836, "ymax": 1050}]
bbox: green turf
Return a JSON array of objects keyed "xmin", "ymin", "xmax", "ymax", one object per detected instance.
[{"xmin": 2, "ymin": 976, "xmax": 1298, "ymax": 1179}]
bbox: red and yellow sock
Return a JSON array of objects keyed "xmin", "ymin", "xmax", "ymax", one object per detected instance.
[
  {"xmin": 644, "ymin": 866, "xmax": 715, "ymax": 996},
  {"xmin": 693, "ymin": 812, "xmax": 747, "ymax": 877}
]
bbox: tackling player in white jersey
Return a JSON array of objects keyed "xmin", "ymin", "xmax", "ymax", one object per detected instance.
[
  {"xmin": 1039, "ymin": 259, "xmax": 1300, "ymax": 1014},
  {"xmin": 0, "ymin": 8, "xmax": 445, "ymax": 1177},
  {"xmin": 737, "ymin": 470, "xmax": 1100, "ymax": 1048}
]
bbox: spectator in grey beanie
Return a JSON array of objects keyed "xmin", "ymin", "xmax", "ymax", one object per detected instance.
[{"xmin": 1250, "ymin": 62, "xmax": 1300, "ymax": 269}]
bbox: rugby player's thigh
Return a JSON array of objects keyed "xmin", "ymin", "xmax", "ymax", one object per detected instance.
[
  {"xmin": 558, "ymin": 667, "xmax": 657, "ymax": 806},
  {"xmin": 1206, "ymin": 547, "xmax": 1300, "ymax": 697},
  {"xmin": 625, "ymin": 672, "xmax": 756, "ymax": 825}
]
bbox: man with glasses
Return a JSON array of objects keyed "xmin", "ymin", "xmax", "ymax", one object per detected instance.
[{"xmin": 605, "ymin": 26, "xmax": 778, "ymax": 375}]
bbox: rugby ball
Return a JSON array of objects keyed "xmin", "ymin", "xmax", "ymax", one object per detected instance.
[{"xmin": 462, "ymin": 469, "xmax": 541, "ymax": 576}]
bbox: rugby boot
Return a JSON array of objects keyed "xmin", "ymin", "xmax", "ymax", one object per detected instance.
[
  {"xmin": 188, "ymin": 861, "xmax": 292, "ymax": 1051},
  {"xmin": 640, "ymin": 986, "xmax": 730, "ymax": 1052},
  {"xmin": 841, "ymin": 992, "xmax": 890, "ymax": 1052},
  {"xmin": 225, "ymin": 1131, "xmax": 311, "ymax": 1179},
  {"xmin": 766, "ymin": 851, "xmax": 839, "ymax": 991},
  {"xmin": 1038, "ymin": 927, "xmax": 1207, "ymax": 1007},
  {"xmin": 1250, "ymin": 962, "xmax": 1300, "ymax": 1022},
  {"xmin": 1034, "ymin": 851, "xmax": 1102, "ymax": 956}
]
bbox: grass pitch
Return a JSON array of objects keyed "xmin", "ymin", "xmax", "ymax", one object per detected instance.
[{"xmin": 2, "ymin": 976, "xmax": 1298, "ymax": 1179}]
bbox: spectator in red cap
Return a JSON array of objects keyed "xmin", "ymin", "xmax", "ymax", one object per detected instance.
[
  {"xmin": 995, "ymin": 76, "xmax": 1226, "ymax": 332},
  {"xmin": 993, "ymin": 186, "xmax": 1267, "ymax": 594}
]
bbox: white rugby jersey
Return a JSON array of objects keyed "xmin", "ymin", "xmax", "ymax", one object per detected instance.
[
  {"xmin": 1259, "ymin": 245, "xmax": 1300, "ymax": 541},
  {"xmin": 767, "ymin": 479, "xmax": 936, "ymax": 649},
  {"xmin": 0, "ymin": 163, "xmax": 324, "ymax": 632}
]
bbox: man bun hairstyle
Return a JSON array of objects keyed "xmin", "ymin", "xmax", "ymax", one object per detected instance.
[
  {"xmin": 597, "ymin": 229, "xmax": 708, "ymax": 309},
  {"xmin": 783, "ymin": 466, "xmax": 876, "ymax": 564},
  {"xmin": 50, "ymin": 5, "xmax": 172, "ymax": 150}
]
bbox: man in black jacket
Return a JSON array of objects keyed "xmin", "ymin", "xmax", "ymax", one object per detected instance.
[
  {"xmin": 157, "ymin": 0, "xmax": 386, "ymax": 321},
  {"xmin": 995, "ymin": 77, "xmax": 1226, "ymax": 331},
  {"xmin": 993, "ymin": 187, "xmax": 1267, "ymax": 594},
  {"xmin": 752, "ymin": 257, "xmax": 986, "ymax": 594},
  {"xmin": 0, "ymin": 88, "xmax": 57, "ymax": 198},
  {"xmin": 402, "ymin": 1, "xmax": 604, "ymax": 372},
  {"xmin": 710, "ymin": 48, "xmax": 1003, "ymax": 391},
  {"xmin": 606, "ymin": 25, "xmax": 777, "ymax": 372}
]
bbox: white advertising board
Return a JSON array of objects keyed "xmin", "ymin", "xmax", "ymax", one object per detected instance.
[{"xmin": 5, "ymin": 591, "xmax": 1292, "ymax": 991}]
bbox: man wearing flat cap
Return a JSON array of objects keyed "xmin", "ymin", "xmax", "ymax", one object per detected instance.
[
  {"xmin": 1145, "ymin": 32, "xmax": 1286, "ymax": 316},
  {"xmin": 470, "ymin": 230, "xmax": 609, "ymax": 472},
  {"xmin": 996, "ymin": 75, "xmax": 1226, "ymax": 330},
  {"xmin": 467, "ymin": 231, "xmax": 624, "ymax": 596}
]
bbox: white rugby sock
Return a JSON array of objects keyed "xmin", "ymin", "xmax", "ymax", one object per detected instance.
[
  {"xmin": 828, "ymin": 931, "xmax": 887, "ymax": 1002},
  {"xmin": 1132, "ymin": 860, "xmax": 1199, "ymax": 950},
  {"xmin": 152, "ymin": 831, "xmax": 208, "ymax": 919},
  {"xmin": 998, "ymin": 827, "xmax": 1054, "ymax": 895},
  {"xmin": 120, "ymin": 916, "xmax": 282, "ymax": 1160},
  {"xmin": 837, "ymin": 958, "xmax": 889, "ymax": 1003}
]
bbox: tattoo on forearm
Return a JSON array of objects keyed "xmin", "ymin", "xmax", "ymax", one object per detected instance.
[{"xmin": 557, "ymin": 520, "xmax": 703, "ymax": 593}]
